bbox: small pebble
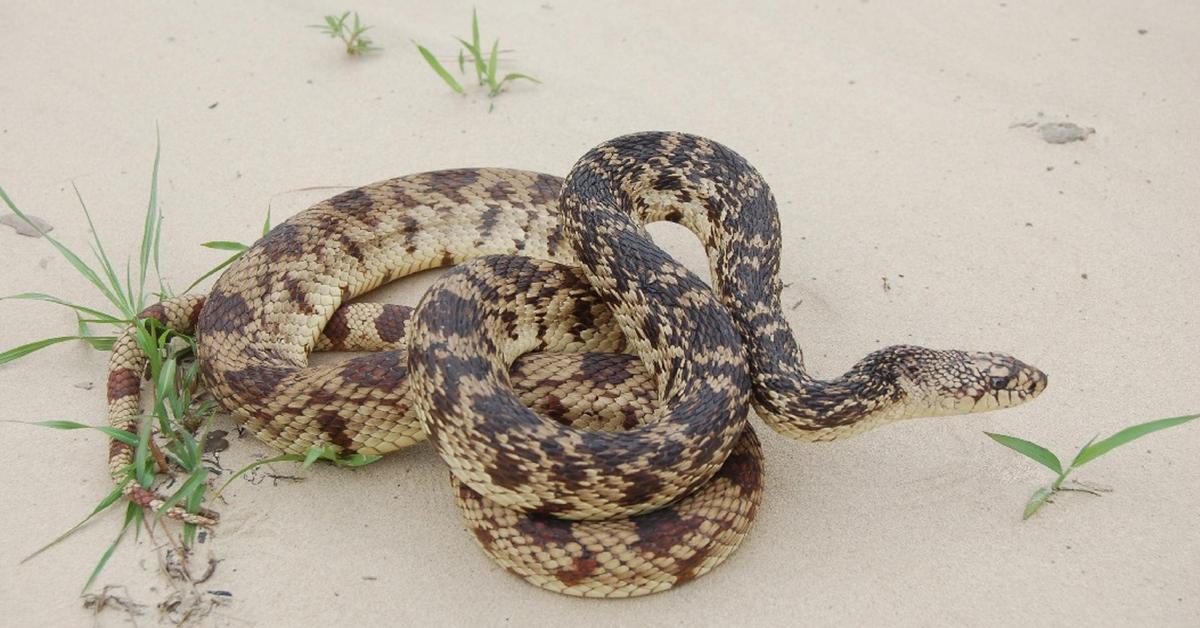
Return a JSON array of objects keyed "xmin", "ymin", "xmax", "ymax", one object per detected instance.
[
  {"xmin": 1038, "ymin": 122, "xmax": 1095, "ymax": 144},
  {"xmin": 0, "ymin": 213, "xmax": 54, "ymax": 237}
]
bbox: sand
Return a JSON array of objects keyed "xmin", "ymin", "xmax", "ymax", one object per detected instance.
[{"xmin": 1, "ymin": 1, "xmax": 1197, "ymax": 625}]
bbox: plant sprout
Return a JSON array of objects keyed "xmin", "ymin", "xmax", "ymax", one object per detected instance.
[
  {"xmin": 987, "ymin": 413, "xmax": 1198, "ymax": 519},
  {"xmin": 414, "ymin": 8, "xmax": 540, "ymax": 110},
  {"xmin": 311, "ymin": 11, "xmax": 380, "ymax": 56}
]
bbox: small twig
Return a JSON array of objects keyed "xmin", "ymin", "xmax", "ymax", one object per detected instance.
[
  {"xmin": 82, "ymin": 585, "xmax": 146, "ymax": 620},
  {"xmin": 193, "ymin": 556, "xmax": 221, "ymax": 585},
  {"xmin": 266, "ymin": 473, "xmax": 305, "ymax": 486},
  {"xmin": 279, "ymin": 185, "xmax": 356, "ymax": 194},
  {"xmin": 1056, "ymin": 485, "xmax": 1104, "ymax": 497},
  {"xmin": 1059, "ymin": 480, "xmax": 1113, "ymax": 496}
]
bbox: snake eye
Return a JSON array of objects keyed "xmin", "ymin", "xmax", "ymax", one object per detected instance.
[{"xmin": 990, "ymin": 375, "xmax": 1010, "ymax": 390}]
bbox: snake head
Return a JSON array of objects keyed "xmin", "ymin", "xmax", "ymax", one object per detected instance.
[{"xmin": 887, "ymin": 346, "xmax": 1048, "ymax": 418}]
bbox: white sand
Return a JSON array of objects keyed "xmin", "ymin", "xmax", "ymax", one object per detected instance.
[{"xmin": 1, "ymin": 1, "xmax": 1197, "ymax": 625}]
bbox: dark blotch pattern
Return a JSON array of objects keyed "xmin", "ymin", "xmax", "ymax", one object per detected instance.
[
  {"xmin": 374, "ymin": 304, "xmax": 411, "ymax": 343},
  {"xmin": 106, "ymin": 367, "xmax": 141, "ymax": 404},
  {"xmin": 338, "ymin": 352, "xmax": 408, "ymax": 394}
]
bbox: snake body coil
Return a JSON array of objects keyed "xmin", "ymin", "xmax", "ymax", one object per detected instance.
[{"xmin": 105, "ymin": 131, "xmax": 1046, "ymax": 597}]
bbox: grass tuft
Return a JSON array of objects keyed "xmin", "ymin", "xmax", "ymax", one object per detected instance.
[
  {"xmin": 311, "ymin": 11, "xmax": 380, "ymax": 56},
  {"xmin": 2, "ymin": 137, "xmax": 375, "ymax": 589},
  {"xmin": 414, "ymin": 8, "xmax": 540, "ymax": 111}
]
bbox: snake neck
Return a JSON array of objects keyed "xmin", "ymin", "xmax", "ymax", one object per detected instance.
[
  {"xmin": 561, "ymin": 132, "xmax": 914, "ymax": 441},
  {"xmin": 744, "ymin": 330, "xmax": 905, "ymax": 441},
  {"xmin": 713, "ymin": 256, "xmax": 908, "ymax": 441}
]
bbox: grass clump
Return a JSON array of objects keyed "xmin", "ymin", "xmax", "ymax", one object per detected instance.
[
  {"xmin": 0, "ymin": 134, "xmax": 375, "ymax": 590},
  {"xmin": 311, "ymin": 11, "xmax": 380, "ymax": 56},
  {"xmin": 0, "ymin": 134, "xmax": 215, "ymax": 588},
  {"xmin": 414, "ymin": 8, "xmax": 540, "ymax": 110},
  {"xmin": 987, "ymin": 413, "xmax": 1198, "ymax": 519}
]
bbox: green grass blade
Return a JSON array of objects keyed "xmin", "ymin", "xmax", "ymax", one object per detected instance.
[
  {"xmin": 73, "ymin": 184, "xmax": 130, "ymax": 316},
  {"xmin": 153, "ymin": 358, "xmax": 178, "ymax": 419},
  {"xmin": 454, "ymin": 37, "xmax": 480, "ymax": 57},
  {"xmin": 471, "ymin": 8, "xmax": 480, "ymax": 50},
  {"xmin": 132, "ymin": 319, "xmax": 162, "ymax": 376},
  {"xmin": 262, "ymin": 208, "xmax": 273, "ymax": 236},
  {"xmin": 1065, "ymin": 434, "xmax": 1098, "ymax": 477},
  {"xmin": 2, "ymin": 294, "xmax": 124, "ymax": 324},
  {"xmin": 152, "ymin": 193, "xmax": 166, "ymax": 297},
  {"xmin": 486, "ymin": 39, "xmax": 500, "ymax": 90},
  {"xmin": 338, "ymin": 453, "xmax": 382, "ymax": 467},
  {"xmin": 1069, "ymin": 414, "xmax": 1200, "ymax": 469},
  {"xmin": 416, "ymin": 44, "xmax": 466, "ymax": 94},
  {"xmin": 458, "ymin": 48, "xmax": 465, "ymax": 74},
  {"xmin": 136, "ymin": 129, "xmax": 163, "ymax": 312},
  {"xmin": 985, "ymin": 432, "xmax": 1063, "ymax": 475},
  {"xmin": 183, "ymin": 521, "xmax": 198, "ymax": 547},
  {"xmin": 83, "ymin": 501, "xmax": 141, "ymax": 592},
  {"xmin": 1, "ymin": 293, "xmax": 123, "ymax": 323},
  {"xmin": 124, "ymin": 258, "xmax": 136, "ymax": 318},
  {"xmin": 175, "ymin": 412, "xmax": 204, "ymax": 464},
  {"xmin": 200, "ymin": 241, "xmax": 249, "ymax": 251},
  {"xmin": 78, "ymin": 334, "xmax": 116, "ymax": 352},
  {"xmin": 454, "ymin": 37, "xmax": 487, "ymax": 83},
  {"xmin": 154, "ymin": 359, "xmax": 178, "ymax": 421},
  {"xmin": 0, "ymin": 187, "xmax": 127, "ymax": 315},
  {"xmin": 0, "ymin": 336, "xmax": 84, "ymax": 365},
  {"xmin": 1023, "ymin": 485, "xmax": 1054, "ymax": 520},
  {"xmin": 22, "ymin": 478, "xmax": 130, "ymax": 564},
  {"xmin": 76, "ymin": 316, "xmax": 117, "ymax": 351},
  {"xmin": 494, "ymin": 73, "xmax": 541, "ymax": 99},
  {"xmin": 17, "ymin": 420, "xmax": 138, "ymax": 446},
  {"xmin": 470, "ymin": 7, "xmax": 486, "ymax": 82},
  {"xmin": 302, "ymin": 445, "xmax": 327, "ymax": 468},
  {"xmin": 76, "ymin": 317, "xmax": 120, "ymax": 325},
  {"xmin": 499, "ymin": 72, "xmax": 540, "ymax": 85},
  {"xmin": 161, "ymin": 430, "xmax": 196, "ymax": 470},
  {"xmin": 134, "ymin": 415, "xmax": 154, "ymax": 489},
  {"xmin": 184, "ymin": 252, "xmax": 242, "ymax": 294}
]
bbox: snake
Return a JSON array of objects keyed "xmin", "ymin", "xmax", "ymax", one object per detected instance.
[{"xmin": 103, "ymin": 131, "xmax": 1047, "ymax": 598}]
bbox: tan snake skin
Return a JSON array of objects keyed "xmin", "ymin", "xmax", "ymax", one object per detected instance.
[{"xmin": 104, "ymin": 131, "xmax": 1046, "ymax": 597}]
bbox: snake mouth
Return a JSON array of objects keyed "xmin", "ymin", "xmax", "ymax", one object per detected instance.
[{"xmin": 1023, "ymin": 366, "xmax": 1049, "ymax": 398}]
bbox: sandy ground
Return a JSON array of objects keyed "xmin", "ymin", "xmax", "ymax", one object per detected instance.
[{"xmin": 1, "ymin": 1, "xmax": 1197, "ymax": 625}]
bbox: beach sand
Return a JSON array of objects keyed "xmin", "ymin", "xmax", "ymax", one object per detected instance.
[{"xmin": 1, "ymin": 1, "xmax": 1197, "ymax": 625}]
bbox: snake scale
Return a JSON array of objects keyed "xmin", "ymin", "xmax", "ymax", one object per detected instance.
[{"xmin": 104, "ymin": 131, "xmax": 1047, "ymax": 598}]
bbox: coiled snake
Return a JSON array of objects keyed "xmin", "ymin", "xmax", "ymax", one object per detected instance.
[{"xmin": 104, "ymin": 131, "xmax": 1046, "ymax": 598}]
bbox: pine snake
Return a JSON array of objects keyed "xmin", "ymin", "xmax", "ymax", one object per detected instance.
[{"xmin": 104, "ymin": 131, "xmax": 1047, "ymax": 598}]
